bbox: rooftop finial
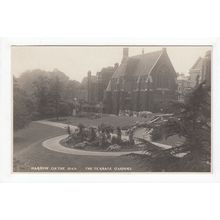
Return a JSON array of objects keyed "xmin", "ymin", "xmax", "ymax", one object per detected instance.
[{"xmin": 122, "ymin": 48, "xmax": 129, "ymax": 63}]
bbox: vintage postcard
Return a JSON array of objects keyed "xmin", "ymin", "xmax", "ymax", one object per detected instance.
[{"xmin": 12, "ymin": 45, "xmax": 211, "ymax": 172}]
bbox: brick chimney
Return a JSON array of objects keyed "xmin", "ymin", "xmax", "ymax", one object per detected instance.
[
  {"xmin": 122, "ymin": 48, "xmax": 129, "ymax": 61},
  {"xmin": 162, "ymin": 47, "xmax": 167, "ymax": 53}
]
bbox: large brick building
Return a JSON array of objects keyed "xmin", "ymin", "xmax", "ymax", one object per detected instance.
[
  {"xmin": 104, "ymin": 48, "xmax": 178, "ymax": 114},
  {"xmin": 78, "ymin": 65, "xmax": 117, "ymax": 104},
  {"xmin": 96, "ymin": 64, "xmax": 118, "ymax": 102}
]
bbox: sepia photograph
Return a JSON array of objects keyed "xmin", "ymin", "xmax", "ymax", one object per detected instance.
[
  {"xmin": 1, "ymin": 1, "xmax": 220, "ymax": 220},
  {"xmin": 12, "ymin": 45, "xmax": 212, "ymax": 172}
]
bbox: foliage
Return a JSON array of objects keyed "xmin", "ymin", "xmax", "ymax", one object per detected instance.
[
  {"xmin": 151, "ymin": 125, "xmax": 163, "ymax": 141},
  {"xmin": 162, "ymin": 83, "xmax": 211, "ymax": 164},
  {"xmin": 13, "ymin": 77, "xmax": 33, "ymax": 130},
  {"xmin": 32, "ymin": 75, "xmax": 50, "ymax": 117},
  {"xmin": 48, "ymin": 76, "xmax": 62, "ymax": 120},
  {"xmin": 14, "ymin": 69, "xmax": 81, "ymax": 122},
  {"xmin": 136, "ymin": 82, "xmax": 211, "ymax": 172},
  {"xmin": 98, "ymin": 123, "xmax": 114, "ymax": 132}
]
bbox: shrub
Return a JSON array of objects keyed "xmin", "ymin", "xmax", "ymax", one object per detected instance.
[{"xmin": 151, "ymin": 126, "xmax": 163, "ymax": 141}]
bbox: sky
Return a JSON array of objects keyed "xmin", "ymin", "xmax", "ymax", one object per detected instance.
[{"xmin": 11, "ymin": 45, "xmax": 211, "ymax": 82}]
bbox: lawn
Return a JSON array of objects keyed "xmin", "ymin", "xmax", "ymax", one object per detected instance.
[
  {"xmin": 13, "ymin": 121, "xmax": 147, "ymax": 172},
  {"xmin": 49, "ymin": 114, "xmax": 154, "ymax": 129},
  {"xmin": 14, "ymin": 122, "xmax": 66, "ymax": 153},
  {"xmin": 13, "ymin": 115, "xmax": 187, "ymax": 172}
]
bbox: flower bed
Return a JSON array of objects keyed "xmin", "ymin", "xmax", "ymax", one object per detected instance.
[{"xmin": 60, "ymin": 136, "xmax": 144, "ymax": 152}]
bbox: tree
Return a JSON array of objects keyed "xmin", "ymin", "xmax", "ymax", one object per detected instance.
[
  {"xmin": 135, "ymin": 81, "xmax": 211, "ymax": 172},
  {"xmin": 49, "ymin": 76, "xmax": 62, "ymax": 120},
  {"xmin": 17, "ymin": 69, "xmax": 81, "ymax": 120},
  {"xmin": 13, "ymin": 77, "xmax": 33, "ymax": 130},
  {"xmin": 153, "ymin": 82, "xmax": 211, "ymax": 171},
  {"xmin": 32, "ymin": 75, "xmax": 50, "ymax": 117},
  {"xmin": 63, "ymin": 80, "xmax": 81, "ymax": 101}
]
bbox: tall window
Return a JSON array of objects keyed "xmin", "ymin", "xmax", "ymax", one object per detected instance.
[{"xmin": 156, "ymin": 66, "xmax": 171, "ymax": 88}]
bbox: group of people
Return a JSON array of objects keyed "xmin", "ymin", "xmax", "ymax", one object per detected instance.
[
  {"xmin": 96, "ymin": 127, "xmax": 122, "ymax": 147},
  {"xmin": 67, "ymin": 124, "xmax": 136, "ymax": 148},
  {"xmin": 118, "ymin": 109, "xmax": 152, "ymax": 118}
]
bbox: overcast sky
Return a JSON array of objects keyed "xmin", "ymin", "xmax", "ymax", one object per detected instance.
[{"xmin": 11, "ymin": 46, "xmax": 211, "ymax": 82}]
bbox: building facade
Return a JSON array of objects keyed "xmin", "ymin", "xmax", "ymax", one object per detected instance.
[
  {"xmin": 189, "ymin": 50, "xmax": 211, "ymax": 88},
  {"xmin": 96, "ymin": 64, "xmax": 118, "ymax": 102},
  {"xmin": 78, "ymin": 65, "xmax": 117, "ymax": 104},
  {"xmin": 79, "ymin": 71, "xmax": 98, "ymax": 103},
  {"xmin": 104, "ymin": 48, "xmax": 178, "ymax": 114},
  {"xmin": 177, "ymin": 73, "xmax": 192, "ymax": 102}
]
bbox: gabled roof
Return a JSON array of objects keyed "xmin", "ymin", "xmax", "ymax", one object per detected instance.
[
  {"xmin": 112, "ymin": 50, "xmax": 163, "ymax": 78},
  {"xmin": 190, "ymin": 57, "xmax": 203, "ymax": 70},
  {"xmin": 106, "ymin": 80, "xmax": 112, "ymax": 92}
]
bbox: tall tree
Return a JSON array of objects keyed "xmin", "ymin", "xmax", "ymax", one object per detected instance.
[
  {"xmin": 17, "ymin": 69, "xmax": 81, "ymax": 119},
  {"xmin": 49, "ymin": 75, "xmax": 62, "ymax": 120},
  {"xmin": 13, "ymin": 77, "xmax": 33, "ymax": 130},
  {"xmin": 32, "ymin": 75, "xmax": 50, "ymax": 117},
  {"xmin": 153, "ymin": 82, "xmax": 211, "ymax": 171}
]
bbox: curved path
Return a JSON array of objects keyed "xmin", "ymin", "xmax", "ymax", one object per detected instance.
[
  {"xmin": 42, "ymin": 134, "xmax": 145, "ymax": 156},
  {"xmin": 37, "ymin": 120, "xmax": 172, "ymax": 157}
]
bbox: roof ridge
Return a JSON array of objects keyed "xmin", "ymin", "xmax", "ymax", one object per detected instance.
[
  {"xmin": 111, "ymin": 49, "xmax": 164, "ymax": 78},
  {"xmin": 147, "ymin": 50, "xmax": 163, "ymax": 75},
  {"xmin": 190, "ymin": 57, "xmax": 202, "ymax": 70},
  {"xmin": 130, "ymin": 49, "xmax": 162, "ymax": 59}
]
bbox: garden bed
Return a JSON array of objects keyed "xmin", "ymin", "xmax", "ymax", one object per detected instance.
[{"xmin": 59, "ymin": 137, "xmax": 144, "ymax": 153}]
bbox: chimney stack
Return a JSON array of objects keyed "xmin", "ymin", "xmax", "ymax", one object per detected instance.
[{"xmin": 123, "ymin": 48, "xmax": 129, "ymax": 59}]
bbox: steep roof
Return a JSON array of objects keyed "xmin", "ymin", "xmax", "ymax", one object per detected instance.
[
  {"xmin": 112, "ymin": 50, "xmax": 162, "ymax": 78},
  {"xmin": 190, "ymin": 57, "xmax": 203, "ymax": 70}
]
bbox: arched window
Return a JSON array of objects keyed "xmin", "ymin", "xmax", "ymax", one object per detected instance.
[{"xmin": 156, "ymin": 65, "xmax": 171, "ymax": 89}]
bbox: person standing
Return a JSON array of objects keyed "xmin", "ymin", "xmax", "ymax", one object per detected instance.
[
  {"xmin": 128, "ymin": 127, "xmax": 135, "ymax": 145},
  {"xmin": 116, "ymin": 127, "xmax": 122, "ymax": 144}
]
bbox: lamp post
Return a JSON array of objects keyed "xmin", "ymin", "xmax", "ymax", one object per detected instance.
[{"xmin": 136, "ymin": 75, "xmax": 141, "ymax": 112}]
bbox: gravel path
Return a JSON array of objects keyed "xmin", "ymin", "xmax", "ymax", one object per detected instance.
[{"xmin": 42, "ymin": 134, "xmax": 144, "ymax": 156}]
